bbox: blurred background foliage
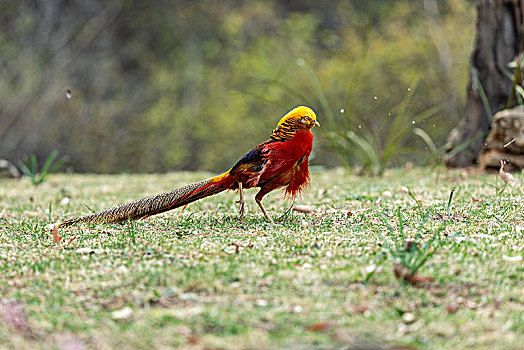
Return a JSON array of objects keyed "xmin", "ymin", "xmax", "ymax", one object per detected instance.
[{"xmin": 0, "ymin": 0, "xmax": 475, "ymax": 174}]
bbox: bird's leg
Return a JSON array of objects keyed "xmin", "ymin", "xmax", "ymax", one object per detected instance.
[
  {"xmin": 255, "ymin": 190, "xmax": 273, "ymax": 222},
  {"xmin": 256, "ymin": 199, "xmax": 272, "ymax": 222},
  {"xmin": 236, "ymin": 182, "xmax": 245, "ymax": 220}
]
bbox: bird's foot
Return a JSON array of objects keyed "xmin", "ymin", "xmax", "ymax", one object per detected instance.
[{"xmin": 264, "ymin": 212, "xmax": 274, "ymax": 223}]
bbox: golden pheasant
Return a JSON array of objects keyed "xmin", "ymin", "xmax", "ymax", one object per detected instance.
[{"xmin": 57, "ymin": 106, "xmax": 319, "ymax": 227}]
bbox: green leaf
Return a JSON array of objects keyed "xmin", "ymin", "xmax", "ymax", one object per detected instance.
[{"xmin": 413, "ymin": 127, "xmax": 436, "ymax": 151}]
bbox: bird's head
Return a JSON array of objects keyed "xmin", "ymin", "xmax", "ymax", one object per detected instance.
[
  {"xmin": 276, "ymin": 106, "xmax": 320, "ymax": 131},
  {"xmin": 270, "ymin": 106, "xmax": 319, "ymax": 142}
]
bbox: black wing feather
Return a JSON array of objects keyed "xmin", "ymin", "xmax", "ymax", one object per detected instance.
[{"xmin": 230, "ymin": 145, "xmax": 269, "ymax": 175}]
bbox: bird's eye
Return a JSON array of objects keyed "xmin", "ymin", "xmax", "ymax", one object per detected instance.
[{"xmin": 304, "ymin": 116, "xmax": 310, "ymax": 121}]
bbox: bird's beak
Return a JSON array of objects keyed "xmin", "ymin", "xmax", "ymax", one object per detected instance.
[{"xmin": 312, "ymin": 120, "xmax": 320, "ymax": 127}]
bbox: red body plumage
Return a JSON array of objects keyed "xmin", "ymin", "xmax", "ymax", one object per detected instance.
[{"xmin": 256, "ymin": 129, "xmax": 313, "ymax": 198}]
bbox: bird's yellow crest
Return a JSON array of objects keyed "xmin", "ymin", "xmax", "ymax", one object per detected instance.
[{"xmin": 276, "ymin": 106, "xmax": 317, "ymax": 128}]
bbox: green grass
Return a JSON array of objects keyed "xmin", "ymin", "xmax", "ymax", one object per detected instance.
[{"xmin": 0, "ymin": 168, "xmax": 523, "ymax": 349}]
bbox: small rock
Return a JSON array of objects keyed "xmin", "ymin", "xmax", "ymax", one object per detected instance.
[
  {"xmin": 364, "ymin": 264, "xmax": 376, "ymax": 274},
  {"xmin": 255, "ymin": 299, "xmax": 268, "ymax": 307},
  {"xmin": 76, "ymin": 248, "xmax": 95, "ymax": 254},
  {"xmin": 0, "ymin": 159, "xmax": 21, "ymax": 179},
  {"xmin": 402, "ymin": 312, "xmax": 416, "ymax": 324},
  {"xmin": 111, "ymin": 306, "xmax": 133, "ymax": 321},
  {"xmin": 293, "ymin": 205, "xmax": 315, "ymax": 213},
  {"xmin": 503, "ymin": 255, "xmax": 522, "ymax": 262},
  {"xmin": 290, "ymin": 305, "xmax": 302, "ymax": 313}
]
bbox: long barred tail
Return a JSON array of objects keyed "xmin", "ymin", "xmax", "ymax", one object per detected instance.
[{"xmin": 58, "ymin": 175, "xmax": 231, "ymax": 227}]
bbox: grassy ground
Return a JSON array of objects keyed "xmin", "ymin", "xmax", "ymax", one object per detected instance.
[{"xmin": 0, "ymin": 167, "xmax": 523, "ymax": 349}]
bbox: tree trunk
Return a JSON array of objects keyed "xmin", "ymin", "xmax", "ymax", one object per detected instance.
[{"xmin": 444, "ymin": 0, "xmax": 524, "ymax": 167}]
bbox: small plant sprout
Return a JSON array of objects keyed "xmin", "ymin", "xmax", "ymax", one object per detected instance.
[
  {"xmin": 379, "ymin": 207, "xmax": 447, "ymax": 285},
  {"xmin": 19, "ymin": 150, "xmax": 68, "ymax": 186}
]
